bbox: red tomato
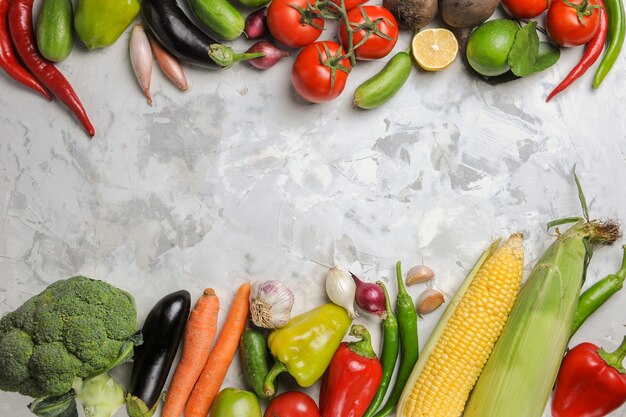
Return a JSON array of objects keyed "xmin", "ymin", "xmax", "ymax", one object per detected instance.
[
  {"xmin": 338, "ymin": 6, "xmax": 399, "ymax": 60},
  {"xmin": 547, "ymin": 0, "xmax": 603, "ymax": 46},
  {"xmin": 291, "ymin": 41, "xmax": 352, "ymax": 103},
  {"xmin": 264, "ymin": 392, "xmax": 320, "ymax": 417},
  {"xmin": 330, "ymin": 0, "xmax": 368, "ymax": 11},
  {"xmin": 501, "ymin": 0, "xmax": 549, "ymax": 18},
  {"xmin": 267, "ymin": 0, "xmax": 324, "ymax": 48}
]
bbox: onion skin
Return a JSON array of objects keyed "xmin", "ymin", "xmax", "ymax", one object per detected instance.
[
  {"xmin": 351, "ymin": 273, "xmax": 386, "ymax": 317},
  {"xmin": 246, "ymin": 41, "xmax": 289, "ymax": 69},
  {"xmin": 147, "ymin": 33, "xmax": 188, "ymax": 91},
  {"xmin": 130, "ymin": 23, "xmax": 153, "ymax": 105},
  {"xmin": 244, "ymin": 8, "xmax": 267, "ymax": 39}
]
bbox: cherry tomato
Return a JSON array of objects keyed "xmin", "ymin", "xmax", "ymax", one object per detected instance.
[
  {"xmin": 267, "ymin": 0, "xmax": 324, "ymax": 48},
  {"xmin": 501, "ymin": 0, "xmax": 549, "ymax": 18},
  {"xmin": 338, "ymin": 6, "xmax": 399, "ymax": 60},
  {"xmin": 547, "ymin": 0, "xmax": 603, "ymax": 46},
  {"xmin": 264, "ymin": 392, "xmax": 320, "ymax": 417},
  {"xmin": 330, "ymin": 0, "xmax": 368, "ymax": 11},
  {"xmin": 292, "ymin": 41, "xmax": 352, "ymax": 103}
]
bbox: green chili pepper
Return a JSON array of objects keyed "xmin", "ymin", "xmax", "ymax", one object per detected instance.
[
  {"xmin": 362, "ymin": 282, "xmax": 399, "ymax": 417},
  {"xmin": 372, "ymin": 261, "xmax": 419, "ymax": 417},
  {"xmin": 593, "ymin": 0, "xmax": 625, "ymax": 87},
  {"xmin": 571, "ymin": 245, "xmax": 626, "ymax": 336}
]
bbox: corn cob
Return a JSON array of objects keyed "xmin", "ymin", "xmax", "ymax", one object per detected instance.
[
  {"xmin": 397, "ymin": 233, "xmax": 525, "ymax": 417},
  {"xmin": 464, "ymin": 220, "xmax": 620, "ymax": 417}
]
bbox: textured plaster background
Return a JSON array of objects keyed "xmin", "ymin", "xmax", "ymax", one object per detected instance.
[{"xmin": 0, "ymin": 7, "xmax": 625, "ymax": 416}]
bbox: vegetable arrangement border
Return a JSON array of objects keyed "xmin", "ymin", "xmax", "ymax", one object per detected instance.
[
  {"xmin": 1, "ymin": 171, "xmax": 626, "ymax": 417},
  {"xmin": 0, "ymin": 0, "xmax": 624, "ymax": 137}
]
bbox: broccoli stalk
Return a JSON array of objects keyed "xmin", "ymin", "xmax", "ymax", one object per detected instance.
[{"xmin": 73, "ymin": 374, "xmax": 125, "ymax": 417}]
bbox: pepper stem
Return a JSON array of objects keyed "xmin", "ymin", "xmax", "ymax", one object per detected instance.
[
  {"xmin": 598, "ymin": 336, "xmax": 626, "ymax": 374},
  {"xmin": 396, "ymin": 261, "xmax": 409, "ymax": 297},
  {"xmin": 347, "ymin": 324, "xmax": 377, "ymax": 359},
  {"xmin": 208, "ymin": 44, "xmax": 265, "ymax": 68},
  {"xmin": 263, "ymin": 361, "xmax": 287, "ymax": 397}
]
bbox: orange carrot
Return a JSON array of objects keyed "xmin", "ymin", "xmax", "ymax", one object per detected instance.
[
  {"xmin": 184, "ymin": 283, "xmax": 252, "ymax": 417},
  {"xmin": 162, "ymin": 288, "xmax": 220, "ymax": 417}
]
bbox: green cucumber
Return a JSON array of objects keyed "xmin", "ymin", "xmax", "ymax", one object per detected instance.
[
  {"xmin": 239, "ymin": 327, "xmax": 273, "ymax": 401},
  {"xmin": 237, "ymin": 0, "xmax": 271, "ymax": 7},
  {"xmin": 353, "ymin": 51, "xmax": 412, "ymax": 110},
  {"xmin": 36, "ymin": 0, "xmax": 73, "ymax": 62},
  {"xmin": 187, "ymin": 0, "xmax": 244, "ymax": 41}
]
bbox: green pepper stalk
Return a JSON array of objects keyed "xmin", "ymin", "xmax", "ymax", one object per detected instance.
[
  {"xmin": 362, "ymin": 282, "xmax": 399, "ymax": 417},
  {"xmin": 372, "ymin": 262, "xmax": 419, "ymax": 417},
  {"xmin": 571, "ymin": 245, "xmax": 626, "ymax": 336}
]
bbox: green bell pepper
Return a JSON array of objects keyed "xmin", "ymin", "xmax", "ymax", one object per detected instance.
[
  {"xmin": 74, "ymin": 0, "xmax": 140, "ymax": 50},
  {"xmin": 210, "ymin": 388, "xmax": 261, "ymax": 417},
  {"xmin": 263, "ymin": 303, "xmax": 352, "ymax": 397}
]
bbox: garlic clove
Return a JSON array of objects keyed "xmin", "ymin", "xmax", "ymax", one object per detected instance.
[
  {"xmin": 406, "ymin": 264, "xmax": 435, "ymax": 286},
  {"xmin": 250, "ymin": 280, "xmax": 294, "ymax": 329},
  {"xmin": 417, "ymin": 289, "xmax": 445, "ymax": 315},
  {"xmin": 326, "ymin": 267, "xmax": 358, "ymax": 319}
]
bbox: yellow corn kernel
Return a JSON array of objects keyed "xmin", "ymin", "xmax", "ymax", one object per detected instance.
[{"xmin": 399, "ymin": 234, "xmax": 524, "ymax": 417}]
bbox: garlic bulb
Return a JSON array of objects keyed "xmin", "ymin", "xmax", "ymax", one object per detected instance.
[
  {"xmin": 250, "ymin": 280, "xmax": 294, "ymax": 329},
  {"xmin": 417, "ymin": 289, "xmax": 445, "ymax": 315},
  {"xmin": 326, "ymin": 267, "xmax": 358, "ymax": 319},
  {"xmin": 406, "ymin": 264, "xmax": 435, "ymax": 286}
]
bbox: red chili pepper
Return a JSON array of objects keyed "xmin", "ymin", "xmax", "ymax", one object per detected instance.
[
  {"xmin": 552, "ymin": 336, "xmax": 626, "ymax": 417},
  {"xmin": 546, "ymin": 0, "xmax": 608, "ymax": 102},
  {"xmin": 319, "ymin": 324, "xmax": 382, "ymax": 417},
  {"xmin": 7, "ymin": 0, "xmax": 95, "ymax": 137},
  {"xmin": 0, "ymin": 0, "xmax": 50, "ymax": 99}
]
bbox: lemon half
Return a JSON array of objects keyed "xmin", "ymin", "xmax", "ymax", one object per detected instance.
[{"xmin": 411, "ymin": 29, "xmax": 459, "ymax": 71}]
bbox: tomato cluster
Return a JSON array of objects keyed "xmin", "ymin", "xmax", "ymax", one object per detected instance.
[
  {"xmin": 502, "ymin": 0, "xmax": 603, "ymax": 47},
  {"xmin": 267, "ymin": 0, "xmax": 399, "ymax": 102}
]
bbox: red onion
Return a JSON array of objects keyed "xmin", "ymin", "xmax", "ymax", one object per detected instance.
[
  {"xmin": 246, "ymin": 41, "xmax": 290, "ymax": 69},
  {"xmin": 244, "ymin": 8, "xmax": 268, "ymax": 39},
  {"xmin": 351, "ymin": 272, "xmax": 386, "ymax": 317}
]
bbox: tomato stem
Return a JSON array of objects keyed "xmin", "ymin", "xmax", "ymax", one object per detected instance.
[
  {"xmin": 338, "ymin": 0, "xmax": 356, "ymax": 65},
  {"xmin": 563, "ymin": 0, "xmax": 603, "ymax": 25}
]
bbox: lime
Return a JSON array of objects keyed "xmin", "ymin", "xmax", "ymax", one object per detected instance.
[{"xmin": 466, "ymin": 19, "xmax": 520, "ymax": 77}]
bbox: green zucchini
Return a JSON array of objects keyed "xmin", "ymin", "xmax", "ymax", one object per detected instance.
[
  {"xmin": 353, "ymin": 51, "xmax": 412, "ymax": 110},
  {"xmin": 36, "ymin": 0, "xmax": 73, "ymax": 62},
  {"xmin": 240, "ymin": 327, "xmax": 274, "ymax": 401},
  {"xmin": 187, "ymin": 0, "xmax": 244, "ymax": 41}
]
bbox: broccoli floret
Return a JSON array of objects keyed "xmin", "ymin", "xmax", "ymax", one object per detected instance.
[
  {"xmin": 0, "ymin": 329, "xmax": 34, "ymax": 391},
  {"xmin": 30, "ymin": 342, "xmax": 82, "ymax": 396},
  {"xmin": 0, "ymin": 276, "xmax": 138, "ymax": 400}
]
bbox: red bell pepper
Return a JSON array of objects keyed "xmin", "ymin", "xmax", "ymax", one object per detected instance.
[
  {"xmin": 552, "ymin": 336, "xmax": 626, "ymax": 417},
  {"xmin": 319, "ymin": 324, "xmax": 382, "ymax": 417}
]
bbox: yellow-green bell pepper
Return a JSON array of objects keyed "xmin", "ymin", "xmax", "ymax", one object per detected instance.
[
  {"xmin": 263, "ymin": 303, "xmax": 351, "ymax": 396},
  {"xmin": 74, "ymin": 0, "xmax": 140, "ymax": 50}
]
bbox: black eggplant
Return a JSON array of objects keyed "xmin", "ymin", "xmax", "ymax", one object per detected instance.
[
  {"xmin": 126, "ymin": 290, "xmax": 191, "ymax": 417},
  {"xmin": 141, "ymin": 0, "xmax": 263, "ymax": 68}
]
